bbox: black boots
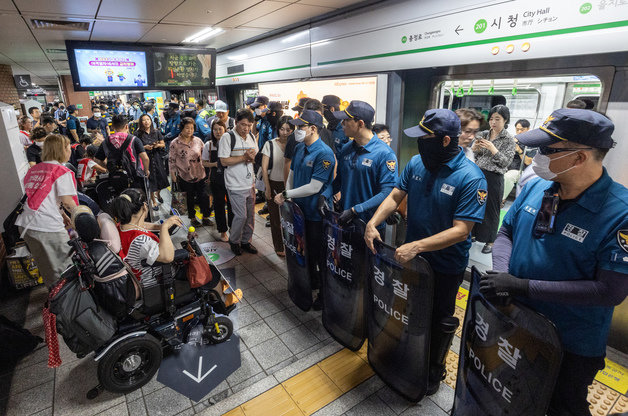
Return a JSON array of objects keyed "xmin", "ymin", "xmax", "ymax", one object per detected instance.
[{"xmin": 427, "ymin": 316, "xmax": 460, "ymax": 395}]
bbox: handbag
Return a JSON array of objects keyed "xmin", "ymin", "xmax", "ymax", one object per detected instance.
[
  {"xmin": 186, "ymin": 248, "xmax": 212, "ymax": 288},
  {"xmin": 171, "ymin": 180, "xmax": 188, "ymax": 216}
]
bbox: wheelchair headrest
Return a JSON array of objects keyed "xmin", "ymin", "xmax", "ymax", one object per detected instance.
[{"xmin": 72, "ymin": 205, "xmax": 100, "ymax": 243}]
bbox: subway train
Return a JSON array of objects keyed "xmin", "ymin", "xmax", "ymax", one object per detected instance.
[{"xmin": 1, "ymin": 0, "xmax": 628, "ymax": 415}]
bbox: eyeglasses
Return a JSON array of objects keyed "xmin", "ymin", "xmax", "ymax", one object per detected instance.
[{"xmin": 538, "ymin": 146, "xmax": 593, "ymax": 155}]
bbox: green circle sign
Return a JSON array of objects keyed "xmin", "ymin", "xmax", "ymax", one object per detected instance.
[
  {"xmin": 474, "ymin": 19, "xmax": 487, "ymax": 34},
  {"xmin": 401, "ymin": 36, "xmax": 407, "ymax": 44},
  {"xmin": 208, "ymin": 253, "xmax": 220, "ymax": 262},
  {"xmin": 580, "ymin": 2, "xmax": 592, "ymax": 14}
]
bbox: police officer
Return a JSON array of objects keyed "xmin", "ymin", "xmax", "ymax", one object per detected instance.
[
  {"xmin": 322, "ymin": 95, "xmax": 349, "ymax": 154},
  {"xmin": 194, "ymin": 105, "xmax": 211, "ymax": 141},
  {"xmin": 480, "ymin": 109, "xmax": 628, "ymax": 416},
  {"xmin": 163, "ymin": 102, "xmax": 182, "ymax": 150},
  {"xmin": 332, "ymin": 100, "xmax": 397, "ymax": 226},
  {"xmin": 274, "ymin": 110, "xmax": 336, "ymax": 310},
  {"xmin": 365, "ymin": 109, "xmax": 487, "ymax": 395},
  {"xmin": 256, "ymin": 100, "xmax": 282, "ymax": 153}
]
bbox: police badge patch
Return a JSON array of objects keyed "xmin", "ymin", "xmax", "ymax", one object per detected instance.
[
  {"xmin": 618, "ymin": 229, "xmax": 628, "ymax": 253},
  {"xmin": 477, "ymin": 189, "xmax": 488, "ymax": 205},
  {"xmin": 322, "ymin": 160, "xmax": 331, "ymax": 170},
  {"xmin": 386, "ymin": 160, "xmax": 396, "ymax": 172}
]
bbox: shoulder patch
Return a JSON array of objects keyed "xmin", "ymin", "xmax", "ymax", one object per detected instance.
[
  {"xmin": 618, "ymin": 229, "xmax": 628, "ymax": 253},
  {"xmin": 477, "ymin": 189, "xmax": 488, "ymax": 205},
  {"xmin": 386, "ymin": 160, "xmax": 396, "ymax": 172},
  {"xmin": 322, "ymin": 160, "xmax": 332, "ymax": 170}
]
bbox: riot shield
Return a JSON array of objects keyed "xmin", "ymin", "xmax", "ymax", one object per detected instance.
[
  {"xmin": 367, "ymin": 240, "xmax": 434, "ymax": 402},
  {"xmin": 321, "ymin": 212, "xmax": 368, "ymax": 351},
  {"xmin": 452, "ymin": 267, "xmax": 563, "ymax": 416},
  {"xmin": 280, "ymin": 200, "xmax": 312, "ymax": 311}
]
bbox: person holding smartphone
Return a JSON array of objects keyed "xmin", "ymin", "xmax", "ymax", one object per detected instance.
[{"xmin": 481, "ymin": 109, "xmax": 628, "ymax": 416}]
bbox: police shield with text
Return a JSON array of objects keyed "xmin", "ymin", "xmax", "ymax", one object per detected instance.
[
  {"xmin": 279, "ymin": 200, "xmax": 311, "ymax": 311},
  {"xmin": 365, "ymin": 109, "xmax": 487, "ymax": 396},
  {"xmin": 480, "ymin": 109, "xmax": 628, "ymax": 416}
]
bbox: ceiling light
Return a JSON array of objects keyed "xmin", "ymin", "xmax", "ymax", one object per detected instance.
[
  {"xmin": 227, "ymin": 54, "xmax": 248, "ymax": 61},
  {"xmin": 183, "ymin": 27, "xmax": 224, "ymax": 43}
]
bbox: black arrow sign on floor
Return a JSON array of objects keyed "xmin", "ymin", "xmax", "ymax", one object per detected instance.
[{"xmin": 455, "ymin": 25, "xmax": 464, "ymax": 35}]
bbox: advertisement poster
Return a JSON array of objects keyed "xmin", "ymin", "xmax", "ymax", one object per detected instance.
[
  {"xmin": 258, "ymin": 76, "xmax": 377, "ymax": 115},
  {"xmin": 73, "ymin": 49, "xmax": 148, "ymax": 88},
  {"xmin": 154, "ymin": 51, "xmax": 214, "ymax": 88}
]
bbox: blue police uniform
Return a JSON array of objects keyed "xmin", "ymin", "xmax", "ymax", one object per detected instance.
[
  {"xmin": 257, "ymin": 117, "xmax": 275, "ymax": 152},
  {"xmin": 291, "ymin": 138, "xmax": 336, "ymax": 222},
  {"xmin": 164, "ymin": 112, "xmax": 181, "ymax": 139},
  {"xmin": 128, "ymin": 106, "xmax": 143, "ymax": 121},
  {"xmin": 398, "ymin": 150, "xmax": 487, "ymax": 274},
  {"xmin": 336, "ymin": 134, "xmax": 397, "ymax": 224},
  {"xmin": 195, "ymin": 114, "xmax": 211, "ymax": 141},
  {"xmin": 502, "ymin": 170, "xmax": 628, "ymax": 357},
  {"xmin": 86, "ymin": 117, "xmax": 109, "ymax": 138},
  {"xmin": 330, "ymin": 122, "xmax": 349, "ymax": 154}
]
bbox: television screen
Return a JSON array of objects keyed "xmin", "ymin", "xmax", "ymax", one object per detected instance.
[
  {"xmin": 153, "ymin": 48, "xmax": 216, "ymax": 88},
  {"xmin": 72, "ymin": 49, "xmax": 149, "ymax": 89}
]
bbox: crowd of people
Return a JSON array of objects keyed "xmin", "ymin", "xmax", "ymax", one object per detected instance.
[{"xmin": 11, "ymin": 92, "xmax": 628, "ymax": 416}]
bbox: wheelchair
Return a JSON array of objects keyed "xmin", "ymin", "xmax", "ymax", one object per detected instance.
[{"xmin": 57, "ymin": 208, "xmax": 238, "ymax": 397}]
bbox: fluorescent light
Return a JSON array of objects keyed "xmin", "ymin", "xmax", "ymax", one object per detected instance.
[
  {"xmin": 183, "ymin": 27, "xmax": 224, "ymax": 43},
  {"xmin": 227, "ymin": 54, "xmax": 248, "ymax": 61}
]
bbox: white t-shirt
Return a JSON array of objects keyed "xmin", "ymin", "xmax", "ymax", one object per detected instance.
[
  {"xmin": 217, "ymin": 130, "xmax": 257, "ymax": 191},
  {"xmin": 78, "ymin": 159, "xmax": 98, "ymax": 183},
  {"xmin": 261, "ymin": 139, "xmax": 285, "ymax": 182},
  {"xmin": 15, "ymin": 162, "xmax": 77, "ymax": 232}
]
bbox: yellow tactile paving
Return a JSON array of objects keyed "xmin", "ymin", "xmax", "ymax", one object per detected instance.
[
  {"xmin": 356, "ymin": 341, "xmax": 368, "ymax": 362},
  {"xmin": 282, "ymin": 365, "xmax": 344, "ymax": 415},
  {"xmin": 318, "ymin": 348, "xmax": 375, "ymax": 393},
  {"xmin": 611, "ymin": 394, "xmax": 628, "ymax": 414},
  {"xmin": 240, "ymin": 385, "xmax": 304, "ymax": 416},
  {"xmin": 454, "ymin": 306, "xmax": 466, "ymax": 337},
  {"xmin": 588, "ymin": 381, "xmax": 620, "ymax": 416},
  {"xmin": 223, "ymin": 406, "xmax": 246, "ymax": 416},
  {"xmin": 444, "ymin": 351, "xmax": 459, "ymax": 389},
  {"xmin": 595, "ymin": 358, "xmax": 628, "ymax": 395}
]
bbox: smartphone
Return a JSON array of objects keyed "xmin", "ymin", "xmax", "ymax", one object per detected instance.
[{"xmin": 534, "ymin": 193, "xmax": 559, "ymax": 235}]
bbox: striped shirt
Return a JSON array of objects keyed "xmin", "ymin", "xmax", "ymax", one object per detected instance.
[{"xmin": 121, "ymin": 233, "xmax": 160, "ymax": 288}]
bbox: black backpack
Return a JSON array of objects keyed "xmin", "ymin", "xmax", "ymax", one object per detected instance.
[
  {"xmin": 105, "ymin": 135, "xmax": 137, "ymax": 182},
  {"xmin": 69, "ymin": 115, "xmax": 84, "ymax": 138},
  {"xmin": 2, "ymin": 194, "xmax": 27, "ymax": 251},
  {"xmin": 221, "ymin": 130, "xmax": 256, "ymax": 170}
]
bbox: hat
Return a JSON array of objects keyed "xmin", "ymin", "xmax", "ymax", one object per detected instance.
[
  {"xmin": 214, "ymin": 100, "xmax": 228, "ymax": 112},
  {"xmin": 321, "ymin": 95, "xmax": 341, "ymax": 109},
  {"xmin": 404, "ymin": 109, "xmax": 461, "ymax": 138},
  {"xmin": 289, "ymin": 110, "xmax": 324, "ymax": 129},
  {"xmin": 250, "ymin": 96, "xmax": 269, "ymax": 109},
  {"xmin": 517, "ymin": 108, "xmax": 615, "ymax": 149},
  {"xmin": 268, "ymin": 101, "xmax": 283, "ymax": 113},
  {"xmin": 66, "ymin": 105, "xmax": 77, "ymax": 113},
  {"xmin": 333, "ymin": 100, "xmax": 375, "ymax": 123},
  {"xmin": 168, "ymin": 102, "xmax": 180, "ymax": 110},
  {"xmin": 245, "ymin": 97, "xmax": 256, "ymax": 106},
  {"xmin": 291, "ymin": 97, "xmax": 309, "ymax": 112}
]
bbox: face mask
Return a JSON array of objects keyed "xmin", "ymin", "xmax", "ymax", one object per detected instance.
[
  {"xmin": 417, "ymin": 136, "xmax": 460, "ymax": 171},
  {"xmin": 93, "ymin": 112, "xmax": 101, "ymax": 118},
  {"xmin": 35, "ymin": 140, "xmax": 44, "ymax": 147},
  {"xmin": 134, "ymin": 105, "xmax": 140, "ymax": 109},
  {"xmin": 254, "ymin": 108, "xmax": 263, "ymax": 116},
  {"xmin": 294, "ymin": 129, "xmax": 306, "ymax": 143},
  {"xmin": 59, "ymin": 106, "xmax": 65, "ymax": 110},
  {"xmin": 531, "ymin": 151, "xmax": 578, "ymax": 180}
]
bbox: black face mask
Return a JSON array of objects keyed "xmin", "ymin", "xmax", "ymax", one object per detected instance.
[
  {"xmin": 417, "ymin": 136, "xmax": 460, "ymax": 171},
  {"xmin": 323, "ymin": 109, "xmax": 336, "ymax": 124}
]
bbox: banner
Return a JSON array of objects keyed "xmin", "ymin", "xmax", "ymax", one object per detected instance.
[
  {"xmin": 280, "ymin": 201, "xmax": 311, "ymax": 311},
  {"xmin": 367, "ymin": 240, "xmax": 434, "ymax": 402},
  {"xmin": 321, "ymin": 212, "xmax": 368, "ymax": 350},
  {"xmin": 452, "ymin": 267, "xmax": 563, "ymax": 416}
]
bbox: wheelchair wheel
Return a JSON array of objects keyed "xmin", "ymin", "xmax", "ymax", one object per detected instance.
[
  {"xmin": 97, "ymin": 334, "xmax": 162, "ymax": 394},
  {"xmin": 205, "ymin": 316, "xmax": 233, "ymax": 344}
]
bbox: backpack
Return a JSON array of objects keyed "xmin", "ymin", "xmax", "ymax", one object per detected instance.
[
  {"xmin": 2, "ymin": 194, "xmax": 27, "ymax": 250},
  {"xmin": 105, "ymin": 135, "xmax": 137, "ymax": 182},
  {"xmin": 69, "ymin": 115, "xmax": 84, "ymax": 138},
  {"xmin": 69, "ymin": 143, "xmax": 81, "ymax": 167},
  {"xmin": 221, "ymin": 130, "xmax": 256, "ymax": 170},
  {"xmin": 0, "ymin": 315, "xmax": 42, "ymax": 368}
]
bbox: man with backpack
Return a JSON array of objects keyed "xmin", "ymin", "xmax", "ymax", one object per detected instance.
[
  {"xmin": 66, "ymin": 105, "xmax": 84, "ymax": 143},
  {"xmin": 95, "ymin": 114, "xmax": 150, "ymax": 188}
]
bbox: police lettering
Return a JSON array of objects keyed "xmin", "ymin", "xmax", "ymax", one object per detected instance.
[
  {"xmin": 327, "ymin": 259, "xmax": 352, "ymax": 282},
  {"xmin": 468, "ymin": 347, "xmax": 514, "ymax": 403},
  {"xmin": 373, "ymin": 294, "xmax": 408, "ymax": 325}
]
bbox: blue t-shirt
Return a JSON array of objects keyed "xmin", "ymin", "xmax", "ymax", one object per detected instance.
[
  {"xmin": 134, "ymin": 78, "xmax": 146, "ymax": 87},
  {"xmin": 336, "ymin": 134, "xmax": 397, "ymax": 224},
  {"xmin": 195, "ymin": 114, "xmax": 211, "ymax": 141},
  {"xmin": 86, "ymin": 116, "xmax": 109, "ymax": 138},
  {"xmin": 397, "ymin": 150, "xmax": 487, "ymax": 274},
  {"xmin": 502, "ymin": 170, "xmax": 628, "ymax": 357},
  {"xmin": 66, "ymin": 115, "xmax": 77, "ymax": 131},
  {"xmin": 257, "ymin": 117, "xmax": 276, "ymax": 152},
  {"xmin": 164, "ymin": 113, "xmax": 181, "ymax": 140},
  {"xmin": 330, "ymin": 122, "xmax": 349, "ymax": 155},
  {"xmin": 290, "ymin": 138, "xmax": 336, "ymax": 222}
]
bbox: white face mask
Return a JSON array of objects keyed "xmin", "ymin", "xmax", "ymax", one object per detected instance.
[
  {"xmin": 93, "ymin": 112, "xmax": 101, "ymax": 118},
  {"xmin": 254, "ymin": 108, "xmax": 263, "ymax": 116},
  {"xmin": 531, "ymin": 151, "xmax": 578, "ymax": 180},
  {"xmin": 35, "ymin": 140, "xmax": 44, "ymax": 147},
  {"xmin": 294, "ymin": 129, "xmax": 306, "ymax": 143}
]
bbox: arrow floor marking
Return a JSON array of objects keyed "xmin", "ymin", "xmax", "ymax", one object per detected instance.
[{"xmin": 182, "ymin": 356, "xmax": 218, "ymax": 383}]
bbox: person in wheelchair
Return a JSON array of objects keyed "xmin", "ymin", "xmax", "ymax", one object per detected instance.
[{"xmin": 110, "ymin": 188, "xmax": 183, "ymax": 289}]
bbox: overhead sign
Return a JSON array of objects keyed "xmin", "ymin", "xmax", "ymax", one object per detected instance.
[
  {"xmin": 153, "ymin": 48, "xmax": 216, "ymax": 89},
  {"xmin": 157, "ymin": 335, "xmax": 241, "ymax": 402},
  {"xmin": 14, "ymin": 74, "xmax": 31, "ymax": 89}
]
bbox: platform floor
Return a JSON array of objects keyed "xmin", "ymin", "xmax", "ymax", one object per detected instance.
[{"xmin": 1, "ymin": 202, "xmax": 627, "ymax": 416}]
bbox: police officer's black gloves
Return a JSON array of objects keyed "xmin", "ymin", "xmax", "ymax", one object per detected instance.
[
  {"xmin": 479, "ymin": 270, "xmax": 529, "ymax": 298},
  {"xmin": 385, "ymin": 212, "xmax": 402, "ymax": 225},
  {"xmin": 339, "ymin": 208, "xmax": 357, "ymax": 225},
  {"xmin": 317, "ymin": 195, "xmax": 330, "ymax": 218}
]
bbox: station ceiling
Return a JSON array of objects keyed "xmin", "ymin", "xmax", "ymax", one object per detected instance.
[{"xmin": 0, "ymin": 0, "xmax": 368, "ymax": 86}]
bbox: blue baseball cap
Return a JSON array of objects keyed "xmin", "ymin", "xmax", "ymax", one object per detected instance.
[
  {"xmin": 404, "ymin": 109, "xmax": 461, "ymax": 138},
  {"xmin": 333, "ymin": 100, "xmax": 375, "ymax": 123},
  {"xmin": 250, "ymin": 96, "xmax": 269, "ymax": 109},
  {"xmin": 245, "ymin": 97, "xmax": 255, "ymax": 106},
  {"xmin": 517, "ymin": 108, "xmax": 615, "ymax": 149},
  {"xmin": 289, "ymin": 109, "xmax": 324, "ymax": 129}
]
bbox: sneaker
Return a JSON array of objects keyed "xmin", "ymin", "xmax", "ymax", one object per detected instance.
[
  {"xmin": 230, "ymin": 242, "xmax": 242, "ymax": 255},
  {"xmin": 257, "ymin": 205, "xmax": 269, "ymax": 216},
  {"xmin": 240, "ymin": 243, "xmax": 258, "ymax": 254},
  {"xmin": 202, "ymin": 218, "xmax": 214, "ymax": 226},
  {"xmin": 481, "ymin": 243, "xmax": 493, "ymax": 254},
  {"xmin": 190, "ymin": 218, "xmax": 202, "ymax": 227},
  {"xmin": 265, "ymin": 219, "xmax": 271, "ymax": 227}
]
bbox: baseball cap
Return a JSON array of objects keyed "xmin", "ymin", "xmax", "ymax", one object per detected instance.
[
  {"xmin": 66, "ymin": 105, "xmax": 77, "ymax": 113},
  {"xmin": 250, "ymin": 96, "xmax": 269, "ymax": 109},
  {"xmin": 333, "ymin": 100, "xmax": 375, "ymax": 123},
  {"xmin": 321, "ymin": 95, "xmax": 341, "ymax": 109},
  {"xmin": 517, "ymin": 108, "xmax": 615, "ymax": 149},
  {"xmin": 404, "ymin": 109, "xmax": 461, "ymax": 138},
  {"xmin": 289, "ymin": 110, "xmax": 324, "ymax": 129},
  {"xmin": 168, "ymin": 102, "xmax": 180, "ymax": 110},
  {"xmin": 268, "ymin": 101, "xmax": 283, "ymax": 113},
  {"xmin": 291, "ymin": 97, "xmax": 309, "ymax": 112},
  {"xmin": 245, "ymin": 97, "xmax": 256, "ymax": 106},
  {"xmin": 214, "ymin": 100, "xmax": 228, "ymax": 112}
]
